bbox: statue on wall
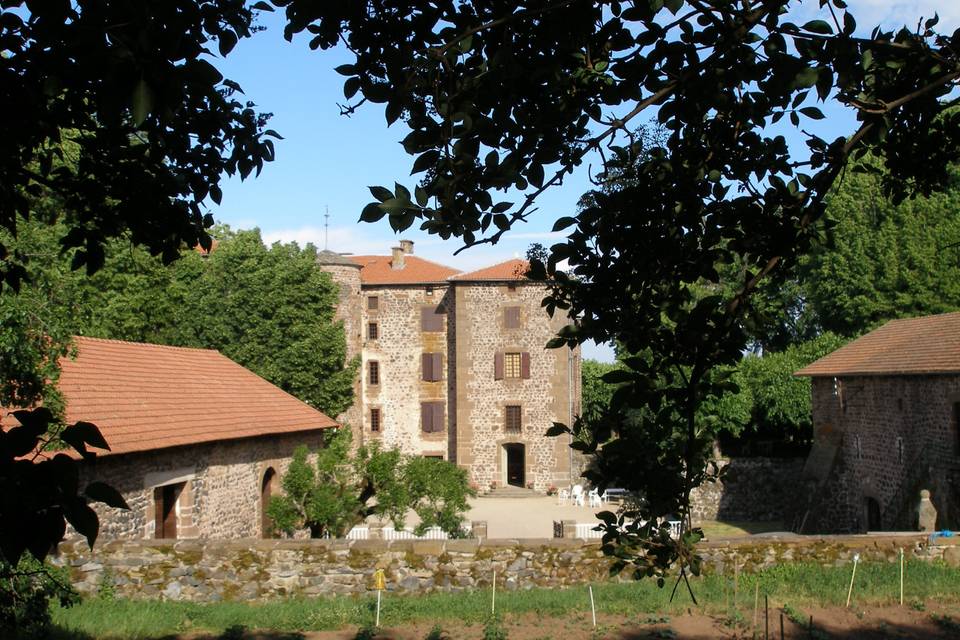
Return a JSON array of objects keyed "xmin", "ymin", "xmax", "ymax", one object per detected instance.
[{"xmin": 918, "ymin": 489, "xmax": 938, "ymax": 532}]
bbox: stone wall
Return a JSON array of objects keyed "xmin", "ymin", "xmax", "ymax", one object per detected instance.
[
  {"xmin": 454, "ymin": 282, "xmax": 578, "ymax": 491},
  {"xmin": 802, "ymin": 375, "xmax": 960, "ymax": 533},
  {"xmin": 689, "ymin": 457, "xmax": 806, "ymax": 523},
  {"xmin": 80, "ymin": 431, "xmax": 328, "ymax": 540},
  {"xmin": 360, "ymin": 284, "xmax": 455, "ymax": 458},
  {"xmin": 53, "ymin": 534, "xmax": 960, "ymax": 602}
]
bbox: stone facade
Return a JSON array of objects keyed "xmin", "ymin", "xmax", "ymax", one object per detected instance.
[
  {"xmin": 798, "ymin": 375, "xmax": 960, "ymax": 533},
  {"xmin": 81, "ymin": 431, "xmax": 328, "ymax": 541},
  {"xmin": 324, "ymin": 247, "xmax": 581, "ymax": 491},
  {"xmin": 454, "ymin": 283, "xmax": 578, "ymax": 490},
  {"xmin": 54, "ymin": 534, "xmax": 959, "ymax": 602}
]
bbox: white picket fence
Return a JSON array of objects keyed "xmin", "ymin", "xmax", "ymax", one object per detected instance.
[
  {"xmin": 573, "ymin": 520, "xmax": 682, "ymax": 540},
  {"xmin": 343, "ymin": 524, "xmax": 470, "ymax": 541}
]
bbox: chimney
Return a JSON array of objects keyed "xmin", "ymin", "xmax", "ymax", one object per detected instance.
[
  {"xmin": 391, "ymin": 246, "xmax": 405, "ymax": 270},
  {"xmin": 399, "ymin": 239, "xmax": 414, "ymax": 255}
]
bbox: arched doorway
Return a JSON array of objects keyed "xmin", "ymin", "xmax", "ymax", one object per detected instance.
[
  {"xmin": 502, "ymin": 443, "xmax": 525, "ymax": 487},
  {"xmin": 261, "ymin": 467, "xmax": 277, "ymax": 538},
  {"xmin": 865, "ymin": 496, "xmax": 882, "ymax": 531}
]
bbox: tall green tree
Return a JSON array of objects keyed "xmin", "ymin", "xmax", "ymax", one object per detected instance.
[{"xmin": 804, "ymin": 165, "xmax": 960, "ymax": 336}]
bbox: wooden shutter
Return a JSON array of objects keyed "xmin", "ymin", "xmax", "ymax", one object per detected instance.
[
  {"xmin": 494, "ymin": 352, "xmax": 504, "ymax": 380},
  {"xmin": 421, "ymin": 403, "xmax": 431, "ymax": 432},
  {"xmin": 432, "ymin": 403, "xmax": 444, "ymax": 433},
  {"xmin": 521, "ymin": 352, "xmax": 531, "ymax": 379},
  {"xmin": 422, "ymin": 353, "xmax": 432, "ymax": 381},
  {"xmin": 421, "ymin": 306, "xmax": 443, "ymax": 331},
  {"xmin": 504, "ymin": 307, "xmax": 521, "ymax": 328},
  {"xmin": 432, "ymin": 353, "xmax": 442, "ymax": 381}
]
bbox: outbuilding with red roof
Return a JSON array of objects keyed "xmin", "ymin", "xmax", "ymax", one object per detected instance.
[
  {"xmin": 793, "ymin": 312, "xmax": 960, "ymax": 534},
  {"xmin": 6, "ymin": 337, "xmax": 339, "ymax": 540}
]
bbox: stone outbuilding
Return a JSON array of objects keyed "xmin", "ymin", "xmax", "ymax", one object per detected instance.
[
  {"xmin": 21, "ymin": 336, "xmax": 338, "ymax": 540},
  {"xmin": 794, "ymin": 312, "xmax": 960, "ymax": 533},
  {"xmin": 319, "ymin": 242, "xmax": 582, "ymax": 492}
]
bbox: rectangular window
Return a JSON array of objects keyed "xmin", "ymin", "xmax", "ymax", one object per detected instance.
[
  {"xmin": 504, "ymin": 353, "xmax": 522, "ymax": 378},
  {"xmin": 504, "ymin": 307, "xmax": 521, "ymax": 329},
  {"xmin": 370, "ymin": 408, "xmax": 381, "ymax": 432},
  {"xmin": 421, "ymin": 402, "xmax": 444, "ymax": 433},
  {"xmin": 505, "ymin": 405, "xmax": 522, "ymax": 433},
  {"xmin": 421, "ymin": 352, "xmax": 442, "ymax": 382},
  {"xmin": 368, "ymin": 296, "xmax": 379, "ymax": 310},
  {"xmin": 494, "ymin": 351, "xmax": 531, "ymax": 380},
  {"xmin": 368, "ymin": 322, "xmax": 378, "ymax": 340},
  {"xmin": 368, "ymin": 361, "xmax": 380, "ymax": 386},
  {"xmin": 421, "ymin": 306, "xmax": 444, "ymax": 332}
]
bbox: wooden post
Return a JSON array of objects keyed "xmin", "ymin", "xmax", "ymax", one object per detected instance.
[
  {"xmin": 780, "ymin": 611, "xmax": 784, "ymax": 640},
  {"xmin": 753, "ymin": 581, "xmax": 760, "ymax": 637},
  {"xmin": 492, "ymin": 570, "xmax": 496, "ymax": 615}
]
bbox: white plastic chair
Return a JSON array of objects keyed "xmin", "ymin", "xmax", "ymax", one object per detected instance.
[
  {"xmin": 557, "ymin": 488, "xmax": 570, "ymax": 506},
  {"xmin": 571, "ymin": 484, "xmax": 585, "ymax": 506},
  {"xmin": 588, "ymin": 488, "xmax": 602, "ymax": 508}
]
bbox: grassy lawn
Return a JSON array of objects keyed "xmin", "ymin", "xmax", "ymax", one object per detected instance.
[
  {"xmin": 44, "ymin": 560, "xmax": 960, "ymax": 639},
  {"xmin": 697, "ymin": 520, "xmax": 785, "ymax": 538}
]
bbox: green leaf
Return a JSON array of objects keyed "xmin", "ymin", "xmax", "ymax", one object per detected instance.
[
  {"xmin": 218, "ymin": 30, "xmax": 238, "ymax": 57},
  {"xmin": 792, "ymin": 67, "xmax": 819, "ymax": 89},
  {"xmin": 411, "ymin": 150, "xmax": 440, "ymax": 174},
  {"xmin": 61, "ymin": 421, "xmax": 110, "ymax": 453},
  {"xmin": 359, "ymin": 201, "xmax": 386, "ymax": 223},
  {"xmin": 552, "ymin": 216, "xmax": 577, "ymax": 232},
  {"xmin": 802, "ymin": 20, "xmax": 833, "ymax": 35},
  {"xmin": 368, "ymin": 185, "xmax": 393, "ymax": 202},
  {"xmin": 63, "ymin": 499, "xmax": 99, "ymax": 550},
  {"xmin": 85, "ymin": 482, "xmax": 129, "ymax": 510},
  {"xmin": 544, "ymin": 423, "xmax": 570, "ymax": 437},
  {"xmin": 799, "ymin": 106, "xmax": 825, "ymax": 120},
  {"xmin": 131, "ymin": 79, "xmax": 152, "ymax": 127}
]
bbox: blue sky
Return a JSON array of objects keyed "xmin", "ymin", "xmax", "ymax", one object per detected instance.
[{"xmin": 211, "ymin": 1, "xmax": 958, "ymax": 361}]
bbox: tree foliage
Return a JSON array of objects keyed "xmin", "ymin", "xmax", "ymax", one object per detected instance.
[
  {"xmin": 275, "ymin": 0, "xmax": 960, "ymax": 584},
  {"xmin": 268, "ymin": 430, "xmax": 475, "ymax": 538},
  {"xmin": 804, "ymin": 163, "xmax": 960, "ymax": 336}
]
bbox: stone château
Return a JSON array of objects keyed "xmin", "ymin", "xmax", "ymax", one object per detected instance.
[{"xmin": 317, "ymin": 241, "xmax": 581, "ymax": 491}]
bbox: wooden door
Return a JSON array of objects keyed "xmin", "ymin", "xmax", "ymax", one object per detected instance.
[{"xmin": 154, "ymin": 483, "xmax": 183, "ymax": 538}]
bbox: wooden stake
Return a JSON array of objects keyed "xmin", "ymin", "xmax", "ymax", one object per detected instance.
[
  {"xmin": 899, "ymin": 548, "xmax": 905, "ymax": 606},
  {"xmin": 492, "ymin": 570, "xmax": 496, "ymax": 615},
  {"xmin": 780, "ymin": 611, "xmax": 784, "ymax": 640},
  {"xmin": 375, "ymin": 589, "xmax": 381, "ymax": 627},
  {"xmin": 753, "ymin": 581, "xmax": 759, "ymax": 636},
  {"xmin": 589, "ymin": 585, "xmax": 597, "ymax": 628},
  {"xmin": 845, "ymin": 554, "xmax": 859, "ymax": 608},
  {"xmin": 764, "ymin": 595, "xmax": 769, "ymax": 640}
]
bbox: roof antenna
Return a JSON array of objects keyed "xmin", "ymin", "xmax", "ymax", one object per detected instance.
[{"xmin": 324, "ymin": 206, "xmax": 330, "ymax": 251}]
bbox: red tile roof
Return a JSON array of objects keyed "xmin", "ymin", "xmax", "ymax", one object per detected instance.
[
  {"xmin": 450, "ymin": 259, "xmax": 530, "ymax": 281},
  {"xmin": 796, "ymin": 312, "xmax": 960, "ymax": 377},
  {"xmin": 349, "ymin": 254, "xmax": 460, "ymax": 285},
  {"xmin": 7, "ymin": 337, "xmax": 337, "ymax": 457}
]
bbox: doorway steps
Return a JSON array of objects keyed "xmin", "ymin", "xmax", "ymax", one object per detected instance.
[{"xmin": 481, "ymin": 486, "xmax": 542, "ymax": 499}]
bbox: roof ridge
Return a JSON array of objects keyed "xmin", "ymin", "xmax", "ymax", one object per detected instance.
[
  {"xmin": 74, "ymin": 336, "xmax": 221, "ymax": 354},
  {"xmin": 449, "ymin": 257, "xmax": 529, "ymax": 280},
  {"xmin": 351, "ymin": 253, "xmax": 461, "ymax": 273}
]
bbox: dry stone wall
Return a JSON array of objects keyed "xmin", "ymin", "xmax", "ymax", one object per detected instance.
[
  {"xmin": 53, "ymin": 534, "xmax": 959, "ymax": 602},
  {"xmin": 689, "ymin": 457, "xmax": 806, "ymax": 523}
]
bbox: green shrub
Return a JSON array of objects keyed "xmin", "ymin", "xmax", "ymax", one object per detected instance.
[{"xmin": 0, "ymin": 555, "xmax": 79, "ymax": 639}]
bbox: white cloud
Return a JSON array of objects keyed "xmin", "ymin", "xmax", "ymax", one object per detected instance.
[{"xmin": 790, "ymin": 1, "xmax": 959, "ymax": 32}]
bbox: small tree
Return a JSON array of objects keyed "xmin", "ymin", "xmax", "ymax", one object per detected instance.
[{"xmin": 267, "ymin": 429, "xmax": 475, "ymax": 537}]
